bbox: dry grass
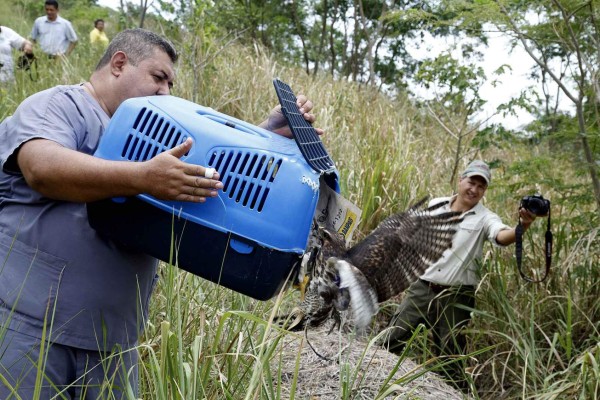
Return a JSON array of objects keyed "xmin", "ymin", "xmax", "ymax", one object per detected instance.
[
  {"xmin": 272, "ymin": 325, "xmax": 470, "ymax": 400},
  {"xmin": 1, "ymin": 13, "xmax": 598, "ymax": 397}
]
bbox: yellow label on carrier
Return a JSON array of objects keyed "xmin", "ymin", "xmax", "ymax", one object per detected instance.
[{"xmin": 338, "ymin": 210, "xmax": 358, "ymax": 240}]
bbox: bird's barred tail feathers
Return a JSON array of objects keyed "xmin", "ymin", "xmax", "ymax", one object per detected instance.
[{"xmin": 333, "ymin": 258, "xmax": 378, "ymax": 331}]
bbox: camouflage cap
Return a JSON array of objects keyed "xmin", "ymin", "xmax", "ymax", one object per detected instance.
[{"xmin": 461, "ymin": 160, "xmax": 491, "ymax": 185}]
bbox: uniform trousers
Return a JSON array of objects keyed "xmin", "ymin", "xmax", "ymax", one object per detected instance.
[
  {"xmin": 0, "ymin": 326, "xmax": 137, "ymax": 399},
  {"xmin": 384, "ymin": 279, "xmax": 475, "ymax": 384}
]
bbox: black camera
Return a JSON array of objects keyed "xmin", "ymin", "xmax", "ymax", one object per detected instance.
[
  {"xmin": 520, "ymin": 194, "xmax": 550, "ymax": 216},
  {"xmin": 17, "ymin": 53, "xmax": 35, "ymax": 71}
]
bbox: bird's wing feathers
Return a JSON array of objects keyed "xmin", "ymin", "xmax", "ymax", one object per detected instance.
[
  {"xmin": 347, "ymin": 197, "xmax": 462, "ymax": 301},
  {"xmin": 281, "ymin": 197, "xmax": 461, "ymax": 333}
]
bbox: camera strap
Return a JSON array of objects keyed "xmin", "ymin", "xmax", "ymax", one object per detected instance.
[
  {"xmin": 515, "ymin": 208, "xmax": 552, "ymax": 283},
  {"xmin": 26, "ymin": 55, "xmax": 38, "ymax": 82}
]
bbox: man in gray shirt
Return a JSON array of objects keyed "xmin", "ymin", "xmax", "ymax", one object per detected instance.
[
  {"xmin": 0, "ymin": 28, "xmax": 321, "ymax": 398},
  {"xmin": 31, "ymin": 0, "xmax": 78, "ymax": 57}
]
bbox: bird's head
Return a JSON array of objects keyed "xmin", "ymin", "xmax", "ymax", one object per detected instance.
[
  {"xmin": 294, "ymin": 226, "xmax": 347, "ymax": 300},
  {"xmin": 319, "ymin": 227, "xmax": 347, "ymax": 258}
]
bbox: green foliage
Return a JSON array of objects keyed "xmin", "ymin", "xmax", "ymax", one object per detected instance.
[
  {"xmin": 1, "ymin": 1, "xmax": 600, "ymax": 399},
  {"xmin": 203, "ymin": 0, "xmax": 302, "ymax": 61},
  {"xmin": 416, "ymin": 53, "xmax": 487, "ymax": 110},
  {"xmin": 472, "ymin": 123, "xmax": 515, "ymax": 151}
]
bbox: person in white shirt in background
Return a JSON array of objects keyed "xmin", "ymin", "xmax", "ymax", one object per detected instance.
[
  {"xmin": 0, "ymin": 26, "xmax": 33, "ymax": 83},
  {"xmin": 30, "ymin": 0, "xmax": 77, "ymax": 59},
  {"xmin": 382, "ymin": 160, "xmax": 538, "ymax": 389}
]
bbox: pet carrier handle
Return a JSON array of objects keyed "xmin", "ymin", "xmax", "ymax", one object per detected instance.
[
  {"xmin": 272, "ymin": 79, "xmax": 336, "ymax": 174},
  {"xmin": 199, "ymin": 113, "xmax": 271, "ymax": 139},
  {"xmin": 230, "ymin": 239, "xmax": 254, "ymax": 254}
]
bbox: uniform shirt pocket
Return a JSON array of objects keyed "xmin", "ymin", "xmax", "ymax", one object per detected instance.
[
  {"xmin": 459, "ymin": 218, "xmax": 484, "ymax": 233},
  {"xmin": 0, "ymin": 231, "xmax": 67, "ymax": 322}
]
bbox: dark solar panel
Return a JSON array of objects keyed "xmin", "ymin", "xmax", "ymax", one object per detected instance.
[{"xmin": 273, "ymin": 79, "xmax": 336, "ymax": 173}]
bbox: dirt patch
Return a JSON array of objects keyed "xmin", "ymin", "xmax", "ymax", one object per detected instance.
[{"xmin": 273, "ymin": 326, "xmax": 470, "ymax": 399}]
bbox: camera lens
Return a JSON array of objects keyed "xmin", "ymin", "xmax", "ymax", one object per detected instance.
[
  {"xmin": 521, "ymin": 195, "xmax": 549, "ymax": 216},
  {"xmin": 528, "ymin": 199, "xmax": 542, "ymax": 214}
]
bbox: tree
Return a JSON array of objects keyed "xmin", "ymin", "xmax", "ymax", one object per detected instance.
[
  {"xmin": 393, "ymin": 0, "xmax": 600, "ymax": 211},
  {"xmin": 493, "ymin": 0, "xmax": 600, "ymax": 212},
  {"xmin": 414, "ymin": 52, "xmax": 508, "ymax": 187},
  {"xmin": 203, "ymin": 0, "xmax": 452, "ymax": 88}
]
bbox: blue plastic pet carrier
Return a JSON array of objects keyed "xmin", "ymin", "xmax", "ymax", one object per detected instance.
[{"xmin": 87, "ymin": 90, "xmax": 338, "ymax": 300}]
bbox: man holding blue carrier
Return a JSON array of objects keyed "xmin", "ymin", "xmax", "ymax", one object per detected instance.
[{"xmin": 0, "ymin": 28, "xmax": 321, "ymax": 398}]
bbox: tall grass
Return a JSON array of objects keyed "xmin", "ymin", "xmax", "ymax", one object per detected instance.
[
  {"xmin": 148, "ymin": 36, "xmax": 600, "ymax": 398},
  {"xmin": 466, "ymin": 225, "xmax": 600, "ymax": 399},
  {"xmin": 0, "ymin": 18, "xmax": 598, "ymax": 399}
]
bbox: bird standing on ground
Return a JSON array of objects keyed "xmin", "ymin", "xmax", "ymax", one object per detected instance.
[{"xmin": 283, "ymin": 197, "xmax": 463, "ymax": 332}]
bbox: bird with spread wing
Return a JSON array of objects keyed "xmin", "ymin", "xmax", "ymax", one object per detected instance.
[{"xmin": 281, "ymin": 197, "xmax": 463, "ymax": 332}]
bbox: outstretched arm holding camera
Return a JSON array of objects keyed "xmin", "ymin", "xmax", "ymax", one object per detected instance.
[{"xmin": 496, "ymin": 208, "xmax": 537, "ymax": 245}]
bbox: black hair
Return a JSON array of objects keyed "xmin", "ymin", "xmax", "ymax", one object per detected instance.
[
  {"xmin": 94, "ymin": 19, "xmax": 104, "ymax": 28},
  {"xmin": 95, "ymin": 28, "xmax": 178, "ymax": 70},
  {"xmin": 45, "ymin": 0, "xmax": 59, "ymax": 8}
]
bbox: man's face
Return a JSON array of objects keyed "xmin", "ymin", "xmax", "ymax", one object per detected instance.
[
  {"xmin": 457, "ymin": 175, "xmax": 487, "ymax": 209},
  {"xmin": 96, "ymin": 21, "xmax": 105, "ymax": 31},
  {"xmin": 111, "ymin": 48, "xmax": 175, "ymax": 113},
  {"xmin": 45, "ymin": 5, "xmax": 58, "ymax": 21}
]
